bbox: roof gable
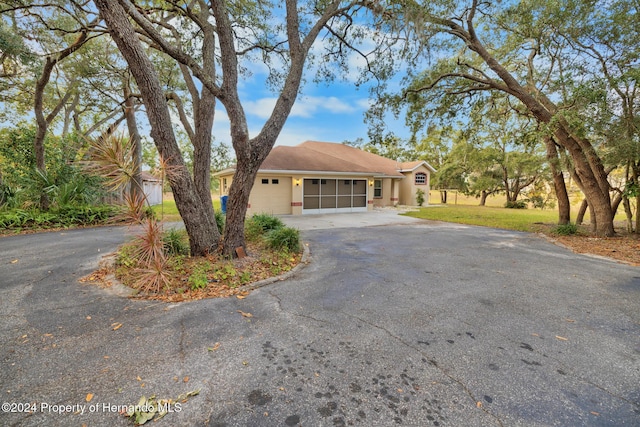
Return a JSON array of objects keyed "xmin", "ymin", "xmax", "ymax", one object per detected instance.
[{"xmin": 399, "ymin": 160, "xmax": 437, "ymax": 173}]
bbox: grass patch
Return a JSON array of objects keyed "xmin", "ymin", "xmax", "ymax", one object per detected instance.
[
  {"xmin": 403, "ymin": 205, "xmax": 559, "ymax": 233},
  {"xmin": 152, "ymin": 196, "xmax": 221, "ymax": 222}
]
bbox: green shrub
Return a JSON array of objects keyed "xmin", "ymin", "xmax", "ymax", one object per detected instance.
[
  {"xmin": 0, "ymin": 183, "xmax": 16, "ymax": 208},
  {"xmin": 245, "ymin": 213, "xmax": 284, "ymax": 240},
  {"xmin": 552, "ymin": 223, "xmax": 578, "ymax": 236},
  {"xmin": 266, "ymin": 226, "xmax": 300, "ymax": 252},
  {"xmin": 215, "ymin": 210, "xmax": 225, "ymax": 234},
  {"xmin": 0, "ymin": 205, "xmax": 118, "ymax": 229},
  {"xmin": 416, "ymin": 188, "xmax": 425, "ymax": 206},
  {"xmin": 162, "ymin": 228, "xmax": 189, "ymax": 256},
  {"xmin": 54, "ymin": 205, "xmax": 119, "ymax": 225},
  {"xmin": 505, "ymin": 200, "xmax": 527, "ymax": 209},
  {"xmin": 252, "ymin": 213, "xmax": 284, "ymax": 231}
]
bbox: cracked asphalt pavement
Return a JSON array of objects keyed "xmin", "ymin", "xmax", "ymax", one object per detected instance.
[{"xmin": 1, "ymin": 216, "xmax": 639, "ymax": 426}]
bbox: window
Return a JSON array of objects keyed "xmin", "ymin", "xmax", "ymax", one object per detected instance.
[
  {"xmin": 222, "ymin": 178, "xmax": 228, "ymax": 192},
  {"xmin": 374, "ymin": 180, "xmax": 382, "ymax": 198},
  {"xmin": 272, "ymin": 179, "xmax": 279, "ymax": 184},
  {"xmin": 261, "ymin": 178, "xmax": 269, "ymax": 184},
  {"xmin": 415, "ymin": 173, "xmax": 427, "ymax": 185}
]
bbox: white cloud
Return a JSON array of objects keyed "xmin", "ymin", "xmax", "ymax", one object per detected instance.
[
  {"xmin": 243, "ymin": 95, "xmax": 358, "ymax": 120},
  {"xmin": 292, "ymin": 95, "xmax": 356, "ymax": 117}
]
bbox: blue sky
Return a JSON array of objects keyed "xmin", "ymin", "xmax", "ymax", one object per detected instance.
[
  {"xmin": 211, "ymin": 74, "xmax": 397, "ymax": 148},
  {"xmin": 209, "ymin": 25, "xmax": 408, "ymax": 148}
]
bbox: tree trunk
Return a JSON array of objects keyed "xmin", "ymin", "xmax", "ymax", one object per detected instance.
[
  {"xmin": 96, "ymin": 0, "xmax": 220, "ymax": 256},
  {"xmin": 459, "ymin": 21, "xmax": 614, "ymax": 236},
  {"xmin": 544, "ymin": 136, "xmax": 570, "ymax": 224},
  {"xmin": 633, "ymin": 163, "xmax": 640, "ymax": 234},
  {"xmin": 576, "ymin": 199, "xmax": 588, "ymax": 226},
  {"xmin": 123, "ymin": 84, "xmax": 143, "ymax": 202},
  {"xmin": 588, "ymin": 202, "xmax": 597, "ymax": 234},
  {"xmin": 32, "ymin": 26, "xmax": 91, "ymax": 211},
  {"xmin": 622, "ymin": 196, "xmax": 633, "ymax": 233},
  {"xmin": 192, "ymin": 87, "xmax": 216, "ymax": 222},
  {"xmin": 223, "ymin": 154, "xmax": 258, "ymax": 256},
  {"xmin": 479, "ymin": 190, "xmax": 488, "ymax": 206}
]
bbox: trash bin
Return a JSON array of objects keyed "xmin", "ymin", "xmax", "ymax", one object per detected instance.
[{"xmin": 221, "ymin": 195, "xmax": 228, "ymax": 214}]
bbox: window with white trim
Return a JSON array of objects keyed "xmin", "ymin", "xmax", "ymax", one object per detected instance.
[
  {"xmin": 415, "ymin": 173, "xmax": 427, "ymax": 185},
  {"xmin": 374, "ymin": 180, "xmax": 382, "ymax": 198}
]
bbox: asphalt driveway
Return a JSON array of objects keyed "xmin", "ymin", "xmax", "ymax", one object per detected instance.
[{"xmin": 1, "ymin": 213, "xmax": 639, "ymax": 426}]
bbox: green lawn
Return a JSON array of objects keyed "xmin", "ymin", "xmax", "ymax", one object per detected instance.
[
  {"xmin": 402, "ymin": 205, "xmax": 561, "ymax": 233},
  {"xmin": 152, "ymin": 198, "xmax": 221, "ymax": 222}
]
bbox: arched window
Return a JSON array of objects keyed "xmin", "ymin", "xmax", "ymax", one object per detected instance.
[{"xmin": 415, "ymin": 172, "xmax": 427, "ymax": 185}]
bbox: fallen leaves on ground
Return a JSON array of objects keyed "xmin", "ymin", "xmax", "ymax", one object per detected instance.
[
  {"xmin": 545, "ymin": 227, "xmax": 640, "ymax": 266},
  {"xmin": 89, "ymin": 241, "xmax": 302, "ymax": 302},
  {"xmin": 78, "ymin": 266, "xmax": 112, "ymax": 287}
]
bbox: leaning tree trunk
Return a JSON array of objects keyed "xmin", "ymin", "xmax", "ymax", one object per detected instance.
[
  {"xmin": 576, "ymin": 199, "xmax": 588, "ymax": 226},
  {"xmin": 462, "ymin": 26, "xmax": 614, "ymax": 236},
  {"xmin": 544, "ymin": 136, "xmax": 570, "ymax": 225},
  {"xmin": 96, "ymin": 0, "xmax": 220, "ymax": 256},
  {"xmin": 123, "ymin": 84, "xmax": 143, "ymax": 201}
]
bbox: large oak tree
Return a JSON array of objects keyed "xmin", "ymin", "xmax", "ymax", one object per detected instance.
[
  {"xmin": 374, "ymin": 0, "xmax": 619, "ymax": 236},
  {"xmin": 96, "ymin": 0, "xmax": 381, "ymax": 256}
]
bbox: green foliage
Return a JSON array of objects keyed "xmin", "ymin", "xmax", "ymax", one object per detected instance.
[
  {"xmin": 212, "ymin": 263, "xmax": 238, "ymax": 283},
  {"xmin": 215, "ymin": 209, "xmax": 225, "ymax": 234},
  {"xmin": 266, "ymin": 226, "xmax": 301, "ymax": 252},
  {"xmin": 0, "ymin": 125, "xmax": 106, "ymax": 209},
  {"xmin": 527, "ymin": 194, "xmax": 555, "ymax": 210},
  {"xmin": 0, "ymin": 205, "xmax": 118, "ymax": 229},
  {"xmin": 189, "ymin": 262, "xmax": 211, "ymax": 290},
  {"xmin": 623, "ymin": 181, "xmax": 639, "ymax": 198},
  {"xmin": 504, "ymin": 200, "xmax": 527, "ymax": 209},
  {"xmin": 416, "ymin": 188, "xmax": 425, "ymax": 206},
  {"xmin": 551, "ymin": 223, "xmax": 578, "ymax": 236},
  {"xmin": 245, "ymin": 213, "xmax": 284, "ymax": 240},
  {"xmin": 115, "ymin": 243, "xmax": 138, "ymax": 269},
  {"xmin": 239, "ymin": 271, "xmax": 251, "ymax": 285},
  {"xmin": 162, "ymin": 228, "xmax": 189, "ymax": 256}
]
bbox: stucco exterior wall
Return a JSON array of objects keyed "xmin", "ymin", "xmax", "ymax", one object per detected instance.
[
  {"xmin": 372, "ymin": 178, "xmax": 400, "ymax": 208},
  {"xmin": 399, "ymin": 166, "xmax": 431, "ymax": 206}
]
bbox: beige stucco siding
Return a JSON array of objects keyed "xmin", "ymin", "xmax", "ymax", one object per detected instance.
[
  {"xmin": 372, "ymin": 178, "xmax": 400, "ymax": 208},
  {"xmin": 248, "ymin": 175, "xmax": 292, "ymax": 215},
  {"xmin": 399, "ymin": 166, "xmax": 431, "ymax": 206}
]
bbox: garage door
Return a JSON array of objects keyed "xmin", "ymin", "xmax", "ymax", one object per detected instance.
[
  {"xmin": 250, "ymin": 177, "xmax": 292, "ymax": 214},
  {"xmin": 303, "ymin": 179, "xmax": 367, "ymax": 214}
]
